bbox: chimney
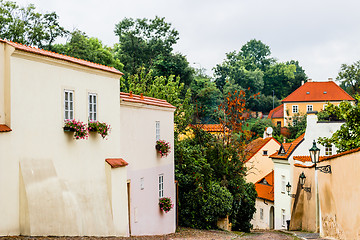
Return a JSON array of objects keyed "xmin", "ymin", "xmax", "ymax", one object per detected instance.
[
  {"xmin": 301, "ymin": 80, "xmax": 304, "ymax": 85},
  {"xmin": 328, "ymin": 78, "xmax": 333, "ymax": 81},
  {"xmin": 307, "ymin": 78, "xmax": 312, "ymax": 82}
]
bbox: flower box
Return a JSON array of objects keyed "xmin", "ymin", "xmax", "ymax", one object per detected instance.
[
  {"xmin": 159, "ymin": 197, "xmax": 173, "ymax": 213},
  {"xmin": 156, "ymin": 140, "xmax": 171, "ymax": 158},
  {"xmin": 63, "ymin": 126, "xmax": 75, "ymax": 132}
]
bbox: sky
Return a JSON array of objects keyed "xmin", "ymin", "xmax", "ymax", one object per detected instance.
[{"xmin": 12, "ymin": 0, "xmax": 360, "ymax": 81}]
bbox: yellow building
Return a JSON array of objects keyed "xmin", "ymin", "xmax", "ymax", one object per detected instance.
[{"xmin": 269, "ymin": 80, "xmax": 355, "ymax": 126}]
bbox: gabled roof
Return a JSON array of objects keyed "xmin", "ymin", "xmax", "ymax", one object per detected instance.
[
  {"xmin": 0, "ymin": 39, "xmax": 123, "ymax": 75},
  {"xmin": 0, "ymin": 124, "xmax": 11, "ymax": 132},
  {"xmin": 245, "ymin": 137, "xmax": 279, "ymax": 162},
  {"xmin": 282, "ymin": 81, "xmax": 354, "ymax": 102},
  {"xmin": 255, "ymin": 171, "xmax": 274, "ymax": 202},
  {"xmin": 270, "ymin": 133, "xmax": 305, "ymax": 160},
  {"xmin": 120, "ymin": 92, "xmax": 176, "ymax": 109},
  {"xmin": 105, "ymin": 158, "xmax": 128, "ymax": 168},
  {"xmin": 268, "ymin": 104, "xmax": 284, "ymax": 119},
  {"xmin": 191, "ymin": 124, "xmax": 226, "ymax": 133}
]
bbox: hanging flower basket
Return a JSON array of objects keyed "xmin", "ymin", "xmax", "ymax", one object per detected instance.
[
  {"xmin": 159, "ymin": 197, "xmax": 173, "ymax": 213},
  {"xmin": 155, "ymin": 140, "xmax": 171, "ymax": 158},
  {"xmin": 88, "ymin": 121, "xmax": 111, "ymax": 139},
  {"xmin": 64, "ymin": 120, "xmax": 88, "ymax": 140}
]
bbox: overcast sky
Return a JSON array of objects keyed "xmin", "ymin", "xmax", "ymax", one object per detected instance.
[{"xmin": 13, "ymin": 0, "xmax": 360, "ymax": 81}]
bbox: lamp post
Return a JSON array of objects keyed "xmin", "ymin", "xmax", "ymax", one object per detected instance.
[{"xmin": 309, "ymin": 140, "xmax": 331, "ymax": 234}]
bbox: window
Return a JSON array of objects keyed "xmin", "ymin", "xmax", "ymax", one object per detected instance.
[
  {"xmin": 325, "ymin": 144, "xmax": 332, "ymax": 156},
  {"xmin": 64, "ymin": 90, "xmax": 74, "ymax": 120},
  {"xmin": 281, "ymin": 175, "xmax": 286, "ymax": 194},
  {"xmin": 158, "ymin": 174, "xmax": 164, "ymax": 198},
  {"xmin": 260, "ymin": 208, "xmax": 264, "ymax": 220},
  {"xmin": 307, "ymin": 105, "xmax": 313, "ymax": 112},
  {"xmin": 277, "ymin": 121, "xmax": 281, "ymax": 127},
  {"xmin": 282, "ymin": 209, "xmax": 286, "ymax": 226},
  {"xmin": 263, "ymin": 150, "xmax": 268, "ymax": 156},
  {"xmin": 156, "ymin": 121, "xmax": 160, "ymax": 141},
  {"xmin": 292, "ymin": 105, "xmax": 298, "ymax": 113},
  {"xmin": 323, "ymin": 104, "xmax": 328, "ymax": 110},
  {"xmin": 88, "ymin": 93, "xmax": 97, "ymax": 121}
]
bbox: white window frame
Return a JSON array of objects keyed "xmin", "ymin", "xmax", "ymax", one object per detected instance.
[
  {"xmin": 292, "ymin": 105, "xmax": 298, "ymax": 113},
  {"xmin": 88, "ymin": 93, "xmax": 97, "ymax": 121},
  {"xmin": 281, "ymin": 175, "xmax": 286, "ymax": 194},
  {"xmin": 325, "ymin": 144, "xmax": 332, "ymax": 156},
  {"xmin": 307, "ymin": 105, "xmax": 313, "ymax": 112},
  {"xmin": 64, "ymin": 90, "xmax": 74, "ymax": 120},
  {"xmin": 156, "ymin": 121, "xmax": 160, "ymax": 141},
  {"xmin": 282, "ymin": 209, "xmax": 286, "ymax": 226},
  {"xmin": 260, "ymin": 208, "xmax": 264, "ymax": 220},
  {"xmin": 158, "ymin": 174, "xmax": 164, "ymax": 198}
]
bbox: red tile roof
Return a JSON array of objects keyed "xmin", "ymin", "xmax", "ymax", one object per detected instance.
[
  {"xmin": 270, "ymin": 133, "xmax": 305, "ymax": 159},
  {"xmin": 0, "ymin": 124, "xmax": 12, "ymax": 132},
  {"xmin": 106, "ymin": 158, "xmax": 128, "ymax": 168},
  {"xmin": 268, "ymin": 104, "xmax": 284, "ymax": 119},
  {"xmin": 282, "ymin": 81, "xmax": 354, "ymax": 102},
  {"xmin": 294, "ymin": 147, "xmax": 360, "ymax": 165},
  {"xmin": 245, "ymin": 137, "xmax": 279, "ymax": 162},
  {"xmin": 120, "ymin": 92, "xmax": 176, "ymax": 109},
  {"xmin": 191, "ymin": 124, "xmax": 226, "ymax": 133},
  {"xmin": 0, "ymin": 39, "xmax": 123, "ymax": 75},
  {"xmin": 255, "ymin": 171, "xmax": 274, "ymax": 202}
]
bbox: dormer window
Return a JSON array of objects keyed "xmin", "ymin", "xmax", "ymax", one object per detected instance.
[
  {"xmin": 306, "ymin": 91, "xmax": 310, "ymax": 94},
  {"xmin": 323, "ymin": 91, "xmax": 327, "ymax": 94}
]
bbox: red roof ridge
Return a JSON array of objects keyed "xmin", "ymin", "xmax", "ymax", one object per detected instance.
[
  {"xmin": 0, "ymin": 124, "xmax": 12, "ymax": 132},
  {"xmin": 120, "ymin": 92, "xmax": 176, "ymax": 109},
  {"xmin": 270, "ymin": 133, "xmax": 305, "ymax": 159},
  {"xmin": 268, "ymin": 104, "xmax": 284, "ymax": 119},
  {"xmin": 255, "ymin": 170, "xmax": 274, "ymax": 201},
  {"xmin": 0, "ymin": 39, "xmax": 123, "ymax": 75}
]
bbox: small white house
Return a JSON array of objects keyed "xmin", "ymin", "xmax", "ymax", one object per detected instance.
[{"xmin": 119, "ymin": 92, "xmax": 176, "ymax": 236}]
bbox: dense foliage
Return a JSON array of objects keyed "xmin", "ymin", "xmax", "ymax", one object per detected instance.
[
  {"xmin": 318, "ymin": 98, "xmax": 360, "ymax": 152},
  {"xmin": 337, "ymin": 60, "xmax": 360, "ymax": 96}
]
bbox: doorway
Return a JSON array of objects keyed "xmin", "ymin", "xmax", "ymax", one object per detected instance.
[{"xmin": 269, "ymin": 206, "xmax": 274, "ymax": 229}]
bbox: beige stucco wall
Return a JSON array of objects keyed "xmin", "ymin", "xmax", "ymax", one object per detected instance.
[
  {"xmin": 318, "ymin": 151, "xmax": 360, "ymax": 239},
  {"xmin": 120, "ymin": 102, "xmax": 176, "ymax": 236},
  {"xmin": 0, "ymin": 46, "xmax": 128, "ymax": 236},
  {"xmin": 245, "ymin": 138, "xmax": 280, "ymax": 183}
]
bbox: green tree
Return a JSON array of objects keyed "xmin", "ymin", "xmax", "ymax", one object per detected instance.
[
  {"xmin": 123, "ymin": 68, "xmax": 193, "ymax": 135},
  {"xmin": 0, "ymin": 0, "xmax": 68, "ymax": 50},
  {"xmin": 318, "ymin": 98, "xmax": 360, "ymax": 152},
  {"xmin": 337, "ymin": 60, "xmax": 360, "ymax": 96},
  {"xmin": 240, "ymin": 39, "xmax": 275, "ymax": 71},
  {"xmin": 114, "ymin": 16, "xmax": 179, "ymax": 75},
  {"xmin": 52, "ymin": 30, "xmax": 123, "ymax": 70}
]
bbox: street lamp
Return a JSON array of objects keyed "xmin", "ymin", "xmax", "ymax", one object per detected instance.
[
  {"xmin": 286, "ymin": 182, "xmax": 296, "ymax": 198},
  {"xmin": 299, "ymin": 172, "xmax": 311, "ymax": 192},
  {"xmin": 309, "ymin": 140, "xmax": 331, "ymax": 174}
]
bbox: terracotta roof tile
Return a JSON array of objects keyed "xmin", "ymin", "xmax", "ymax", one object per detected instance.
[
  {"xmin": 294, "ymin": 147, "xmax": 360, "ymax": 164},
  {"xmin": 120, "ymin": 92, "xmax": 176, "ymax": 109},
  {"xmin": 106, "ymin": 158, "xmax": 128, "ymax": 168},
  {"xmin": 245, "ymin": 137, "xmax": 279, "ymax": 162},
  {"xmin": 0, "ymin": 39, "xmax": 123, "ymax": 75},
  {"xmin": 282, "ymin": 81, "xmax": 354, "ymax": 102},
  {"xmin": 0, "ymin": 124, "xmax": 11, "ymax": 132},
  {"xmin": 191, "ymin": 124, "xmax": 226, "ymax": 133},
  {"xmin": 268, "ymin": 104, "xmax": 284, "ymax": 119},
  {"xmin": 270, "ymin": 133, "xmax": 305, "ymax": 159},
  {"xmin": 255, "ymin": 171, "xmax": 274, "ymax": 202}
]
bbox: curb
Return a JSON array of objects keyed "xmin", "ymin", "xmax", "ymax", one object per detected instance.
[{"xmin": 279, "ymin": 230, "xmax": 306, "ymax": 240}]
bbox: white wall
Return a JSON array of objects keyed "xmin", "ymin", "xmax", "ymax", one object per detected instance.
[
  {"xmin": 0, "ymin": 47, "xmax": 127, "ymax": 236},
  {"xmin": 251, "ymin": 199, "xmax": 274, "ymax": 229},
  {"xmin": 120, "ymin": 102, "xmax": 176, "ymax": 236}
]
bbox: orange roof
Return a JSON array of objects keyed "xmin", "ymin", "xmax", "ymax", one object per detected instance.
[
  {"xmin": 0, "ymin": 124, "xmax": 11, "ymax": 132},
  {"xmin": 270, "ymin": 133, "xmax": 305, "ymax": 159},
  {"xmin": 0, "ymin": 39, "xmax": 123, "ymax": 75},
  {"xmin": 191, "ymin": 124, "xmax": 226, "ymax": 133},
  {"xmin": 268, "ymin": 104, "xmax": 284, "ymax": 119},
  {"xmin": 245, "ymin": 137, "xmax": 279, "ymax": 162},
  {"xmin": 255, "ymin": 171, "xmax": 274, "ymax": 202},
  {"xmin": 120, "ymin": 92, "xmax": 176, "ymax": 109},
  {"xmin": 294, "ymin": 147, "xmax": 360, "ymax": 165},
  {"xmin": 105, "ymin": 158, "xmax": 128, "ymax": 168},
  {"xmin": 282, "ymin": 81, "xmax": 354, "ymax": 102}
]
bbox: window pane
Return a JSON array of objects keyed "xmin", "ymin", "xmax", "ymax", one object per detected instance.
[
  {"xmin": 70, "ymin": 102, "xmax": 73, "ymax": 111},
  {"xmin": 69, "ymin": 92, "xmax": 73, "ymax": 101},
  {"xmin": 70, "ymin": 111, "xmax": 73, "ymax": 120}
]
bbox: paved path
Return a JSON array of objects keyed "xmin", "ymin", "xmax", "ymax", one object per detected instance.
[{"xmin": 238, "ymin": 231, "xmax": 295, "ymax": 240}]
